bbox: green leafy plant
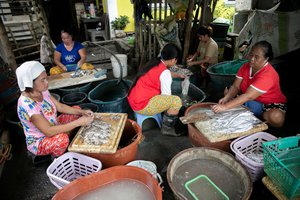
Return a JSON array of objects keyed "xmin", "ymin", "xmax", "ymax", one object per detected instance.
[{"xmin": 111, "ymin": 15, "xmax": 130, "ymax": 30}]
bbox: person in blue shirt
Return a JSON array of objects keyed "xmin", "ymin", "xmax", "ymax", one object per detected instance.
[{"xmin": 53, "ymin": 29, "xmax": 86, "ymax": 73}]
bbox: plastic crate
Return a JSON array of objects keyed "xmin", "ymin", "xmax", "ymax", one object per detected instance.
[
  {"xmin": 263, "ymin": 136, "xmax": 300, "ymax": 199},
  {"xmin": 46, "ymin": 152, "xmax": 102, "ymax": 189},
  {"xmin": 230, "ymin": 132, "xmax": 277, "ymax": 182}
]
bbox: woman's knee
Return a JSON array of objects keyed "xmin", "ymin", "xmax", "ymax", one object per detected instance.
[
  {"xmin": 58, "ymin": 133, "xmax": 69, "ymax": 144},
  {"xmin": 171, "ymin": 96, "xmax": 182, "ymax": 110},
  {"xmin": 166, "ymin": 96, "xmax": 182, "ymax": 115},
  {"xmin": 263, "ymin": 109, "xmax": 285, "ymax": 127}
]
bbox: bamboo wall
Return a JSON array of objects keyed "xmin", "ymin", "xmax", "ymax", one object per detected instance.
[{"xmin": 135, "ymin": 0, "xmax": 176, "ymax": 68}]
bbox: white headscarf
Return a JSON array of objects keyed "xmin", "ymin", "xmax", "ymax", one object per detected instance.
[{"xmin": 16, "ymin": 61, "xmax": 45, "ymax": 92}]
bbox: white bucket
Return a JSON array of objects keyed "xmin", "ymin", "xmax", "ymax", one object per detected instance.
[
  {"xmin": 110, "ymin": 54, "xmax": 128, "ymax": 78},
  {"xmin": 127, "ymin": 160, "xmax": 163, "ymax": 185}
]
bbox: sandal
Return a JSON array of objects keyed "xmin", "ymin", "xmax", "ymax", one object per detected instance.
[{"xmin": 0, "ymin": 144, "xmax": 12, "ymax": 165}]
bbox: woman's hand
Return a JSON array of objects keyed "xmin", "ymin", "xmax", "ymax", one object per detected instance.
[
  {"xmin": 77, "ymin": 61, "xmax": 84, "ymax": 68},
  {"xmin": 186, "ymin": 55, "xmax": 193, "ymax": 62},
  {"xmin": 76, "ymin": 115, "xmax": 94, "ymax": 126},
  {"xmin": 211, "ymin": 104, "xmax": 228, "ymax": 113},
  {"xmin": 218, "ymin": 96, "xmax": 231, "ymax": 104},
  {"xmin": 186, "ymin": 58, "xmax": 193, "ymax": 63},
  {"xmin": 81, "ymin": 109, "xmax": 94, "ymax": 117},
  {"xmin": 60, "ymin": 65, "xmax": 67, "ymax": 72},
  {"xmin": 187, "ymin": 61, "xmax": 196, "ymax": 67}
]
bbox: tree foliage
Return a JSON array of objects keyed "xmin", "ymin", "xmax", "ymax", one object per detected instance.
[{"xmin": 213, "ymin": 0, "xmax": 235, "ymax": 21}]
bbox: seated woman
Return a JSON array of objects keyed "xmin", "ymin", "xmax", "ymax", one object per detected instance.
[
  {"xmin": 50, "ymin": 28, "xmax": 87, "ymax": 75},
  {"xmin": 16, "ymin": 61, "xmax": 94, "ymax": 157},
  {"xmin": 186, "ymin": 25, "xmax": 218, "ymax": 88},
  {"xmin": 127, "ymin": 43, "xmax": 185, "ymax": 136},
  {"xmin": 211, "ymin": 41, "xmax": 287, "ymax": 128}
]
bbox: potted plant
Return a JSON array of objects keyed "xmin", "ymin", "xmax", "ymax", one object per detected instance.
[{"xmin": 111, "ymin": 15, "xmax": 130, "ymax": 37}]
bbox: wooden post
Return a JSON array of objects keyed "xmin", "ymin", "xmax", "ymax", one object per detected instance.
[
  {"xmin": 0, "ymin": 17, "xmax": 17, "ymax": 72},
  {"xmin": 182, "ymin": 0, "xmax": 194, "ymax": 63}
]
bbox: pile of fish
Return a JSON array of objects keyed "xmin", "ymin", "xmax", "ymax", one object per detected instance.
[
  {"xmin": 81, "ymin": 120, "xmax": 112, "ymax": 145},
  {"xmin": 70, "ymin": 70, "xmax": 93, "ymax": 78},
  {"xmin": 169, "ymin": 65, "xmax": 193, "ymax": 76},
  {"xmin": 194, "ymin": 107, "xmax": 263, "ymax": 135},
  {"xmin": 245, "ymin": 151, "xmax": 264, "ymax": 163}
]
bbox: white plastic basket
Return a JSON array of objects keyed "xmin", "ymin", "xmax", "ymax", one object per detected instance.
[
  {"xmin": 230, "ymin": 132, "xmax": 277, "ymax": 182},
  {"xmin": 46, "ymin": 152, "xmax": 102, "ymax": 189}
]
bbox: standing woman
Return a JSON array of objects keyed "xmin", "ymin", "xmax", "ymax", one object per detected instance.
[
  {"xmin": 51, "ymin": 28, "xmax": 87, "ymax": 74},
  {"xmin": 186, "ymin": 26, "xmax": 218, "ymax": 88},
  {"xmin": 212, "ymin": 41, "xmax": 287, "ymax": 128},
  {"xmin": 17, "ymin": 61, "xmax": 94, "ymax": 157},
  {"xmin": 127, "ymin": 43, "xmax": 185, "ymax": 136}
]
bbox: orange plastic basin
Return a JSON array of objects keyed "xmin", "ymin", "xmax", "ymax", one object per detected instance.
[
  {"xmin": 52, "ymin": 165, "xmax": 163, "ymax": 200},
  {"xmin": 184, "ymin": 102, "xmax": 231, "ymax": 152}
]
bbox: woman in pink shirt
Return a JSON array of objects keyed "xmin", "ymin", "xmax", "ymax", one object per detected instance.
[
  {"xmin": 212, "ymin": 41, "xmax": 287, "ymax": 127},
  {"xmin": 16, "ymin": 61, "xmax": 94, "ymax": 157}
]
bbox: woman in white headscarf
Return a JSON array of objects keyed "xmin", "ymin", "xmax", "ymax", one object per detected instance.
[{"xmin": 16, "ymin": 61, "xmax": 94, "ymax": 157}]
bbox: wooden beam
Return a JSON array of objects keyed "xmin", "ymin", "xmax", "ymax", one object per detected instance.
[
  {"xmin": 0, "ymin": 17, "xmax": 17, "ymax": 71},
  {"xmin": 182, "ymin": 0, "xmax": 194, "ymax": 63}
]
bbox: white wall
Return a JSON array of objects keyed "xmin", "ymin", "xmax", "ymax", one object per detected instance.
[{"xmin": 104, "ymin": 0, "xmax": 118, "ymax": 38}]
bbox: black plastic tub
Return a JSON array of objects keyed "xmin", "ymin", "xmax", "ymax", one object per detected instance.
[
  {"xmin": 78, "ymin": 103, "xmax": 99, "ymax": 112},
  {"xmin": 88, "ymin": 79, "xmax": 132, "ymax": 113},
  {"xmin": 62, "ymin": 92, "xmax": 87, "ymax": 106}
]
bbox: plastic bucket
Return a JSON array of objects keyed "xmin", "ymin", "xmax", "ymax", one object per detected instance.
[
  {"xmin": 171, "ymin": 78, "xmax": 206, "ymax": 107},
  {"xmin": 210, "ymin": 22, "xmax": 229, "ymax": 39},
  {"xmin": 84, "ymin": 119, "xmax": 142, "ymax": 168},
  {"xmin": 110, "ymin": 54, "xmax": 128, "ymax": 78},
  {"xmin": 52, "ymin": 166, "xmax": 162, "ymax": 200},
  {"xmin": 61, "ymin": 92, "xmax": 87, "ymax": 106},
  {"xmin": 78, "ymin": 103, "xmax": 99, "ymax": 112},
  {"xmin": 167, "ymin": 147, "xmax": 252, "ymax": 200},
  {"xmin": 207, "ymin": 59, "xmax": 248, "ymax": 101},
  {"xmin": 57, "ymin": 82, "xmax": 93, "ymax": 96},
  {"xmin": 0, "ymin": 79, "xmax": 20, "ymax": 108},
  {"xmin": 88, "ymin": 79, "xmax": 132, "ymax": 113},
  {"xmin": 5, "ymin": 109, "xmax": 24, "ymax": 145}
]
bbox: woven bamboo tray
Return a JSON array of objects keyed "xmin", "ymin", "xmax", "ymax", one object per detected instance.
[{"xmin": 68, "ymin": 113, "xmax": 127, "ymax": 154}]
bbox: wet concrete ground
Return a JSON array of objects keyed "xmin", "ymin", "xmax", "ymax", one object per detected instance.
[{"xmin": 1, "ymin": 49, "xmax": 300, "ymax": 199}]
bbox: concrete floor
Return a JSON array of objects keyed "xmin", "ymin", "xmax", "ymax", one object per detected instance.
[{"xmin": 1, "ymin": 49, "xmax": 300, "ymax": 199}]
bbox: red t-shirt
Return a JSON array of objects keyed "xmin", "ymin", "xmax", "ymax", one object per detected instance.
[
  {"xmin": 236, "ymin": 62, "xmax": 287, "ymax": 105},
  {"xmin": 127, "ymin": 62, "xmax": 167, "ymax": 111}
]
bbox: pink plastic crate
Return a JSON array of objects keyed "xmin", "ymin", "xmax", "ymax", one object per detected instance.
[
  {"xmin": 46, "ymin": 152, "xmax": 102, "ymax": 189},
  {"xmin": 230, "ymin": 132, "xmax": 277, "ymax": 182}
]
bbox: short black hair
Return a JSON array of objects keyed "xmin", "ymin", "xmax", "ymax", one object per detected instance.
[
  {"xmin": 253, "ymin": 40, "xmax": 274, "ymax": 61},
  {"xmin": 198, "ymin": 26, "xmax": 213, "ymax": 37},
  {"xmin": 61, "ymin": 28, "xmax": 73, "ymax": 37},
  {"xmin": 160, "ymin": 43, "xmax": 180, "ymax": 61}
]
